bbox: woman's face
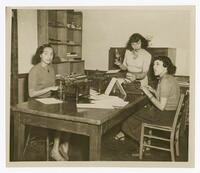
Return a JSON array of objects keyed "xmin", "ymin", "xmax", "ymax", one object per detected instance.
[
  {"xmin": 153, "ymin": 60, "xmax": 167, "ymax": 76},
  {"xmin": 40, "ymin": 47, "xmax": 54, "ymax": 65},
  {"xmin": 131, "ymin": 40, "xmax": 141, "ymax": 51}
]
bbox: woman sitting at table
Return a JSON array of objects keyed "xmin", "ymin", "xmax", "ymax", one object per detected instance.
[
  {"xmin": 114, "ymin": 56, "xmax": 180, "ymax": 145},
  {"xmin": 28, "ymin": 44, "xmax": 70, "ymax": 161},
  {"xmin": 114, "ymin": 33, "xmax": 152, "ymax": 86}
]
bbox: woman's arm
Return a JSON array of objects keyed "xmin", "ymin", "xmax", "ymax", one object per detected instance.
[
  {"xmin": 142, "ymin": 86, "xmax": 167, "ymax": 111},
  {"xmin": 29, "ymin": 86, "xmax": 58, "ymax": 98},
  {"xmin": 149, "ymin": 96, "xmax": 167, "ymax": 111},
  {"xmin": 28, "ymin": 66, "xmax": 58, "ymax": 98},
  {"xmin": 118, "ymin": 63, "xmax": 127, "ymax": 70},
  {"xmin": 145, "ymin": 85, "xmax": 157, "ymax": 95},
  {"xmin": 133, "ymin": 72, "xmax": 147, "ymax": 80}
]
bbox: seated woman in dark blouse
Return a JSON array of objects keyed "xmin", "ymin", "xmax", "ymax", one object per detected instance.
[
  {"xmin": 114, "ymin": 56, "xmax": 180, "ymax": 145},
  {"xmin": 28, "ymin": 44, "xmax": 69, "ymax": 161}
]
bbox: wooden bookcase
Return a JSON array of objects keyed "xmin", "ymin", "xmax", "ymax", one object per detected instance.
[{"xmin": 37, "ymin": 10, "xmax": 84, "ymax": 75}]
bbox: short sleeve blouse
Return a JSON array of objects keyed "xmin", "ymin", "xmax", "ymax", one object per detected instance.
[
  {"xmin": 28, "ymin": 63, "xmax": 56, "ymax": 98},
  {"xmin": 157, "ymin": 74, "xmax": 180, "ymax": 110}
]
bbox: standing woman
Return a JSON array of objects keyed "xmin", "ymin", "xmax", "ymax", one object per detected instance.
[
  {"xmin": 115, "ymin": 33, "xmax": 152, "ymax": 86},
  {"xmin": 114, "ymin": 56, "xmax": 180, "ymax": 143},
  {"xmin": 28, "ymin": 44, "xmax": 69, "ymax": 161}
]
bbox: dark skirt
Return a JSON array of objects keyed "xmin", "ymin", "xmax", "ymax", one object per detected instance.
[{"xmin": 121, "ymin": 105, "xmax": 175, "ymax": 142}]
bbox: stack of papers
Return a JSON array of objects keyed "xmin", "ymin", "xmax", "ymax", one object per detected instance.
[{"xmin": 77, "ymin": 90, "xmax": 129, "ymax": 109}]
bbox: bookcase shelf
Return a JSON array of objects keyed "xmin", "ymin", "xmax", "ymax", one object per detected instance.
[{"xmin": 38, "ymin": 9, "xmax": 84, "ymax": 75}]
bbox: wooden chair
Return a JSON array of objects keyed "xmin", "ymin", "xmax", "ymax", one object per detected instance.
[
  {"xmin": 139, "ymin": 94, "xmax": 185, "ymax": 161},
  {"xmin": 23, "ymin": 127, "xmax": 50, "ymax": 160}
]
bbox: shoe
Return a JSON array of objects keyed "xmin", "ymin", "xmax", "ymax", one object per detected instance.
[
  {"xmin": 131, "ymin": 152, "xmax": 139, "ymax": 157},
  {"xmin": 59, "ymin": 143, "xmax": 69, "ymax": 161},
  {"xmin": 144, "ymin": 148, "xmax": 151, "ymax": 156},
  {"xmin": 131, "ymin": 149, "xmax": 139, "ymax": 157},
  {"xmin": 131, "ymin": 149, "xmax": 151, "ymax": 158},
  {"xmin": 50, "ymin": 150, "xmax": 65, "ymax": 161},
  {"xmin": 114, "ymin": 131, "xmax": 125, "ymax": 141}
]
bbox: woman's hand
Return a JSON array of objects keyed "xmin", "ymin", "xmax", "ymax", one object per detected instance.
[
  {"xmin": 126, "ymin": 73, "xmax": 136, "ymax": 82},
  {"xmin": 114, "ymin": 59, "xmax": 121, "ymax": 66},
  {"xmin": 29, "ymin": 86, "xmax": 59, "ymax": 98},
  {"xmin": 145, "ymin": 85, "xmax": 155, "ymax": 93},
  {"xmin": 50, "ymin": 86, "xmax": 59, "ymax": 91},
  {"xmin": 141, "ymin": 86, "xmax": 152, "ymax": 98}
]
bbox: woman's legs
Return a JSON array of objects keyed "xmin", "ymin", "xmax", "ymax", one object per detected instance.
[
  {"xmin": 59, "ymin": 142, "xmax": 69, "ymax": 160},
  {"xmin": 114, "ymin": 131, "xmax": 125, "ymax": 141},
  {"xmin": 50, "ymin": 131, "xmax": 65, "ymax": 161},
  {"xmin": 59, "ymin": 133, "xmax": 71, "ymax": 160}
]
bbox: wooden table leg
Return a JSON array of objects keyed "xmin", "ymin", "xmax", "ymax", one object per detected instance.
[
  {"xmin": 13, "ymin": 112, "xmax": 25, "ymax": 161},
  {"xmin": 89, "ymin": 126, "xmax": 102, "ymax": 161}
]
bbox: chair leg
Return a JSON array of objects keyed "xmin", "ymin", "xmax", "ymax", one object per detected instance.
[
  {"xmin": 23, "ymin": 127, "xmax": 31, "ymax": 159},
  {"xmin": 175, "ymin": 127, "xmax": 180, "ymax": 157},
  {"xmin": 170, "ymin": 139, "xmax": 175, "ymax": 161},
  {"xmin": 46, "ymin": 133, "xmax": 50, "ymax": 161},
  {"xmin": 139, "ymin": 124, "xmax": 145, "ymax": 160}
]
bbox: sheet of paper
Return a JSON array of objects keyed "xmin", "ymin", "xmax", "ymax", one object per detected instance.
[
  {"xmin": 86, "ymin": 94, "xmax": 129, "ymax": 109},
  {"xmin": 35, "ymin": 98, "xmax": 63, "ymax": 104},
  {"xmin": 106, "ymin": 69, "xmax": 120, "ymax": 74},
  {"xmin": 91, "ymin": 96, "xmax": 129, "ymax": 107}
]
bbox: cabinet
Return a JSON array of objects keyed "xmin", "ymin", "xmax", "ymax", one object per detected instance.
[
  {"xmin": 147, "ymin": 47, "xmax": 176, "ymax": 65},
  {"xmin": 37, "ymin": 10, "xmax": 84, "ymax": 75}
]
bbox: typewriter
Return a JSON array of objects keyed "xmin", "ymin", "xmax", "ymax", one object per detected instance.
[{"xmin": 54, "ymin": 73, "xmax": 91, "ymax": 101}]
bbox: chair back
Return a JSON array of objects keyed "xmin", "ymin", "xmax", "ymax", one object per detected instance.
[{"xmin": 172, "ymin": 94, "xmax": 185, "ymax": 130}]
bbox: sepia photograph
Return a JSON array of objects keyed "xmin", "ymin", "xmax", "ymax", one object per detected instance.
[{"xmin": 5, "ymin": 4, "xmax": 196, "ymax": 169}]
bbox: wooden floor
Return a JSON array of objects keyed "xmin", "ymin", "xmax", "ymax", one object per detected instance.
[{"xmin": 14, "ymin": 124, "xmax": 188, "ymax": 162}]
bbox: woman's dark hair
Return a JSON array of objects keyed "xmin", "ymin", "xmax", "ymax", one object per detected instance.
[
  {"xmin": 126, "ymin": 33, "xmax": 149, "ymax": 51},
  {"xmin": 154, "ymin": 56, "xmax": 176, "ymax": 75},
  {"xmin": 31, "ymin": 44, "xmax": 54, "ymax": 65}
]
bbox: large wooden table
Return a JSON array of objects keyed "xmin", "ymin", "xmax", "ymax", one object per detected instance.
[{"xmin": 11, "ymin": 96, "xmax": 147, "ymax": 161}]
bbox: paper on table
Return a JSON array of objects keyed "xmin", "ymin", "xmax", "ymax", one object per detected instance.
[
  {"xmin": 91, "ymin": 96, "xmax": 129, "ymax": 107},
  {"xmin": 78, "ymin": 95, "xmax": 129, "ymax": 109},
  {"xmin": 35, "ymin": 98, "xmax": 63, "ymax": 104}
]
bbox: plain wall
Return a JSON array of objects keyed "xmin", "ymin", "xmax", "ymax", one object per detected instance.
[
  {"xmin": 82, "ymin": 7, "xmax": 194, "ymax": 75},
  {"xmin": 16, "ymin": 7, "xmax": 194, "ymax": 76},
  {"xmin": 18, "ymin": 9, "xmax": 38, "ymax": 74}
]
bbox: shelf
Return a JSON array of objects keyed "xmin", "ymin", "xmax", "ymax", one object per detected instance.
[
  {"xmin": 49, "ymin": 41, "xmax": 81, "ymax": 46},
  {"xmin": 38, "ymin": 10, "xmax": 83, "ymax": 75},
  {"xmin": 48, "ymin": 24, "xmax": 82, "ymax": 31},
  {"xmin": 53, "ymin": 60, "xmax": 84, "ymax": 64}
]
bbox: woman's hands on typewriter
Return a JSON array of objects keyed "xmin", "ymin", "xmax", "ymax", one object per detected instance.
[{"xmin": 126, "ymin": 73, "xmax": 136, "ymax": 82}]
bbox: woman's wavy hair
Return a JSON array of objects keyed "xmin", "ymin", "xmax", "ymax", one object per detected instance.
[
  {"xmin": 154, "ymin": 56, "xmax": 176, "ymax": 75},
  {"xmin": 126, "ymin": 33, "xmax": 149, "ymax": 51},
  {"xmin": 31, "ymin": 44, "xmax": 55, "ymax": 65}
]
